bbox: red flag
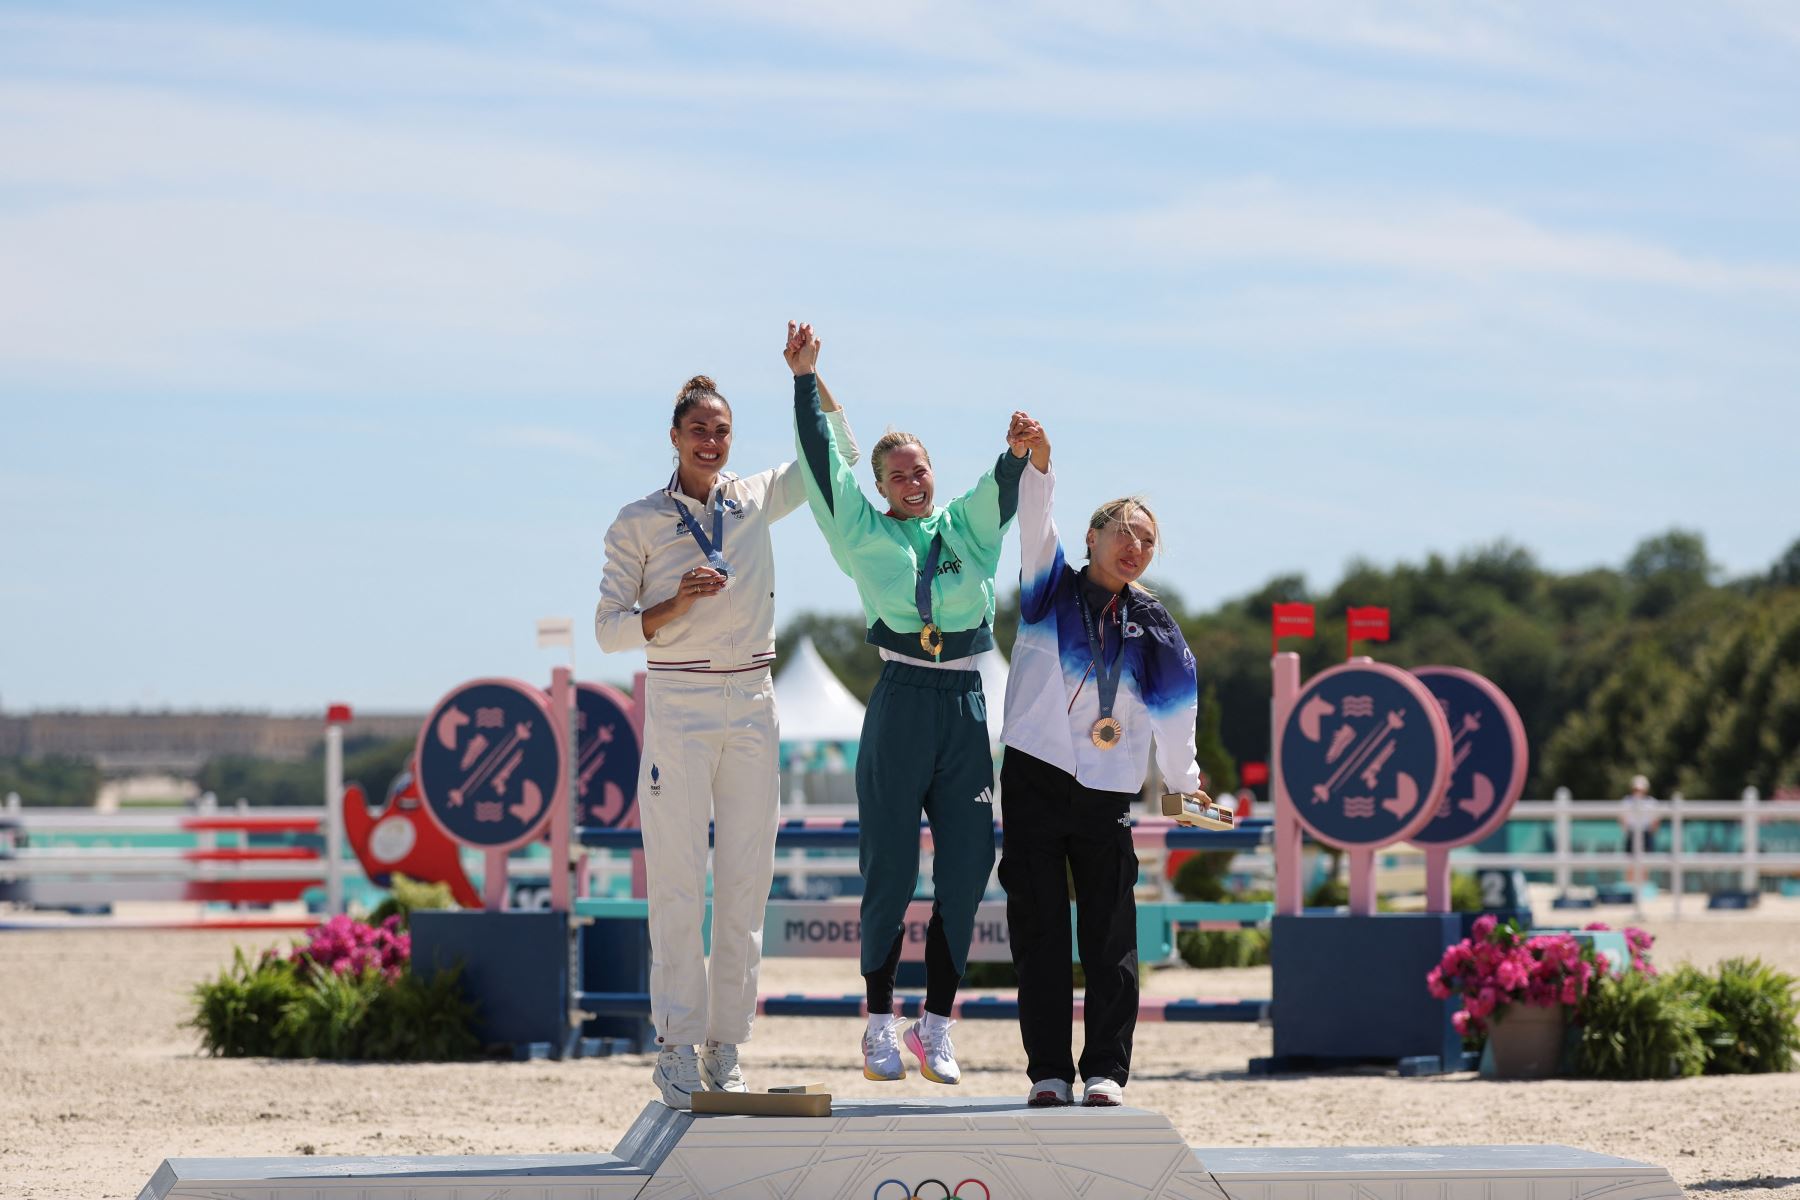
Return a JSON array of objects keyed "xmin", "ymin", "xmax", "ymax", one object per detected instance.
[
  {"xmin": 1270, "ymin": 602, "xmax": 1316, "ymax": 655},
  {"xmin": 1345, "ymin": 606, "xmax": 1391, "ymax": 658}
]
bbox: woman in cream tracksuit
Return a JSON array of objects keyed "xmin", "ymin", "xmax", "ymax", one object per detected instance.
[
  {"xmin": 788, "ymin": 325, "xmax": 1027, "ymax": 1086},
  {"xmin": 595, "ymin": 331, "xmax": 856, "ymax": 1110},
  {"xmin": 999, "ymin": 414, "xmax": 1205, "ymax": 1109}
]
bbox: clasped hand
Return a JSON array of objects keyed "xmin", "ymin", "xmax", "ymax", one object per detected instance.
[
  {"xmin": 784, "ymin": 320, "xmax": 820, "ymax": 375},
  {"xmin": 1008, "ymin": 410, "xmax": 1049, "ymax": 467}
]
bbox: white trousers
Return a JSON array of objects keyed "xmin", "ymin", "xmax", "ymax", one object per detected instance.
[{"xmin": 636, "ymin": 668, "xmax": 781, "ymax": 1045}]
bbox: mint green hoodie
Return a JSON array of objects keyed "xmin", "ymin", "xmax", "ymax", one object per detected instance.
[{"xmin": 793, "ymin": 373, "xmax": 1025, "ymax": 661}]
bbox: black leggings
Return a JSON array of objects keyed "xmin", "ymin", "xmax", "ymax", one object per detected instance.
[{"xmin": 863, "ymin": 906, "xmax": 961, "ymax": 1017}]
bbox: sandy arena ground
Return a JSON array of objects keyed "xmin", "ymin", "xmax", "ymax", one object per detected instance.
[{"xmin": 3, "ymin": 897, "xmax": 1797, "ymax": 1198}]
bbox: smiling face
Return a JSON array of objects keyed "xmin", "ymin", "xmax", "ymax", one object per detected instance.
[
  {"xmin": 876, "ymin": 442, "xmax": 935, "ymax": 518},
  {"xmin": 670, "ymin": 395, "xmax": 732, "ymax": 478},
  {"xmin": 1086, "ymin": 500, "xmax": 1158, "ymax": 588}
]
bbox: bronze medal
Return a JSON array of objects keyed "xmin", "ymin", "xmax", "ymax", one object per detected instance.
[
  {"xmin": 920, "ymin": 623, "xmax": 944, "ymax": 656},
  {"xmin": 1090, "ymin": 716, "xmax": 1123, "ymax": 750}
]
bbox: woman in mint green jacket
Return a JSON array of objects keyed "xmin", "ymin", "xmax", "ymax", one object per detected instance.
[{"xmin": 786, "ymin": 323, "xmax": 1026, "ymax": 1086}]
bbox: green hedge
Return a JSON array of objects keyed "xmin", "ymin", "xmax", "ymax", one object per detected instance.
[
  {"xmin": 192, "ymin": 947, "xmax": 479, "ymax": 1061},
  {"xmin": 1576, "ymin": 956, "xmax": 1799, "ymax": 1080},
  {"xmin": 1176, "ymin": 928, "xmax": 1271, "ymax": 969}
]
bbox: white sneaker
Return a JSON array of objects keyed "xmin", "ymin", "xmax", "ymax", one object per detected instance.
[
  {"xmin": 1027, "ymin": 1078, "xmax": 1072, "ymax": 1107},
  {"xmin": 862, "ymin": 1013, "xmax": 906, "ymax": 1081},
  {"xmin": 903, "ymin": 1014, "xmax": 961, "ymax": 1085},
  {"xmin": 654, "ymin": 1044, "xmax": 704, "ymax": 1110},
  {"xmin": 1081, "ymin": 1076, "xmax": 1123, "ymax": 1107},
  {"xmin": 701, "ymin": 1040, "xmax": 747, "ymax": 1092}
]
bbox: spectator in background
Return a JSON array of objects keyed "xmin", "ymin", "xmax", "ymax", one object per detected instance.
[{"xmin": 1619, "ymin": 774, "xmax": 1659, "ymax": 906}]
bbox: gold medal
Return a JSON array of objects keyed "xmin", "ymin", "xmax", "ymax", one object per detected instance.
[
  {"xmin": 920, "ymin": 623, "xmax": 944, "ymax": 656},
  {"xmin": 1090, "ymin": 716, "xmax": 1123, "ymax": 750}
]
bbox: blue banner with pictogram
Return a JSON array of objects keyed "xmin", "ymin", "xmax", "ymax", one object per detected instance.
[
  {"xmin": 575, "ymin": 682, "xmax": 640, "ymax": 831},
  {"xmin": 1407, "ymin": 666, "xmax": 1528, "ymax": 849},
  {"xmin": 1277, "ymin": 661, "xmax": 1450, "ymax": 849},
  {"xmin": 415, "ymin": 678, "xmax": 562, "ymax": 851}
]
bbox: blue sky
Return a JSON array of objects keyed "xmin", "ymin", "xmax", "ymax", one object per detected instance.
[{"xmin": 2, "ymin": 2, "xmax": 1797, "ymax": 711}]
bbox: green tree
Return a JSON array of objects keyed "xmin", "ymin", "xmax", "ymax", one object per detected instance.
[
  {"xmin": 1625, "ymin": 529, "xmax": 1715, "ymax": 619},
  {"xmin": 195, "ymin": 735, "xmax": 417, "ymax": 808},
  {"xmin": 772, "ymin": 525, "xmax": 1800, "ymax": 799},
  {"xmin": 0, "ymin": 755, "xmax": 103, "ymax": 807},
  {"xmin": 777, "ymin": 611, "xmax": 883, "ymax": 702},
  {"xmin": 1768, "ymin": 538, "xmax": 1800, "ymax": 589},
  {"xmin": 1193, "ymin": 682, "xmax": 1237, "ymax": 796}
]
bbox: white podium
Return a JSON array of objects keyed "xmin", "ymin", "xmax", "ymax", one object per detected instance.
[{"xmin": 140, "ymin": 1097, "xmax": 1680, "ymax": 1200}]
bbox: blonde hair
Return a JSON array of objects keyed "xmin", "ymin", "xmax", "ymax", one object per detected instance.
[
  {"xmin": 1088, "ymin": 496, "xmax": 1159, "ymax": 593},
  {"xmin": 870, "ymin": 430, "xmax": 930, "ymax": 484}
]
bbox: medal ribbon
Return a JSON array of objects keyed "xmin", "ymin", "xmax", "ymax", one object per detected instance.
[
  {"xmin": 914, "ymin": 533, "xmax": 945, "ymax": 631},
  {"xmin": 1074, "ymin": 581, "xmax": 1127, "ymax": 723},
  {"xmin": 672, "ymin": 488, "xmax": 730, "ymax": 575}
]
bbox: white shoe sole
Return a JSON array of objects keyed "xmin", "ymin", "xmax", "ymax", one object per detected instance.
[
  {"xmin": 903, "ymin": 1025, "xmax": 960, "ymax": 1086},
  {"xmin": 655, "ymin": 1068, "xmax": 697, "ymax": 1110}
]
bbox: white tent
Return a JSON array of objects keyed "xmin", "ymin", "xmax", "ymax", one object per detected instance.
[{"xmin": 774, "ymin": 636, "xmax": 867, "ymax": 744}]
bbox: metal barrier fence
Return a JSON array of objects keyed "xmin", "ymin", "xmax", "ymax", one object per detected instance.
[{"xmin": 1454, "ymin": 789, "xmax": 1800, "ymax": 908}]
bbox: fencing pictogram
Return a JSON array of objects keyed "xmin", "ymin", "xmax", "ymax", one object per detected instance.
[
  {"xmin": 1407, "ymin": 666, "xmax": 1528, "ymax": 849},
  {"xmin": 415, "ymin": 678, "xmax": 562, "ymax": 852},
  {"xmin": 1276, "ymin": 660, "xmax": 1450, "ymax": 850}
]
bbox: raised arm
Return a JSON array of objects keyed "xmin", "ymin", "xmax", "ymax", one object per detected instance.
[
  {"xmin": 1010, "ymin": 413, "xmax": 1062, "ymax": 625},
  {"xmin": 943, "ymin": 417, "xmax": 1029, "ymax": 559},
  {"xmin": 789, "ymin": 324, "xmax": 882, "ymax": 545},
  {"xmin": 768, "ymin": 323, "xmax": 859, "ymax": 520}
]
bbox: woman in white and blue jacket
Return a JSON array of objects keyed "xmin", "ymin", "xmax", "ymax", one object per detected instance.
[{"xmin": 998, "ymin": 413, "xmax": 1204, "ymax": 1109}]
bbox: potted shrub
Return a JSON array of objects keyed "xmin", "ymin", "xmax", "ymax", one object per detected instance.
[{"xmin": 1427, "ymin": 915, "xmax": 1601, "ymax": 1079}]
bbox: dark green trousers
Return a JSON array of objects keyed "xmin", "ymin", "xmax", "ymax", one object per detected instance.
[{"xmin": 855, "ymin": 661, "xmax": 997, "ymax": 978}]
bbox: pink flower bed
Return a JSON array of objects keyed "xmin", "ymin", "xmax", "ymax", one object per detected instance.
[
  {"xmin": 1428, "ymin": 915, "xmax": 1622, "ymax": 1035},
  {"xmin": 289, "ymin": 914, "xmax": 411, "ymax": 983},
  {"xmin": 1587, "ymin": 921, "xmax": 1657, "ymax": 975}
]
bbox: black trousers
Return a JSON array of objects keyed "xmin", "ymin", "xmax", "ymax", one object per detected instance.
[{"xmin": 998, "ymin": 747, "xmax": 1140, "ymax": 1086}]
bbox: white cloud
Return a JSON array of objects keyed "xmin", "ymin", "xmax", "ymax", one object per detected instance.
[{"xmin": 1106, "ymin": 183, "xmax": 1800, "ymax": 291}]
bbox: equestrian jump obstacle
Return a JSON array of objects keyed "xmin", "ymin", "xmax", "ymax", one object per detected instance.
[{"xmin": 0, "ymin": 803, "xmax": 332, "ymax": 913}]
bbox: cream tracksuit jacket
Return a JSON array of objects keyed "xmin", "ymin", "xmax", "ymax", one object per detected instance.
[{"xmin": 595, "ymin": 409, "xmax": 858, "ymax": 672}]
